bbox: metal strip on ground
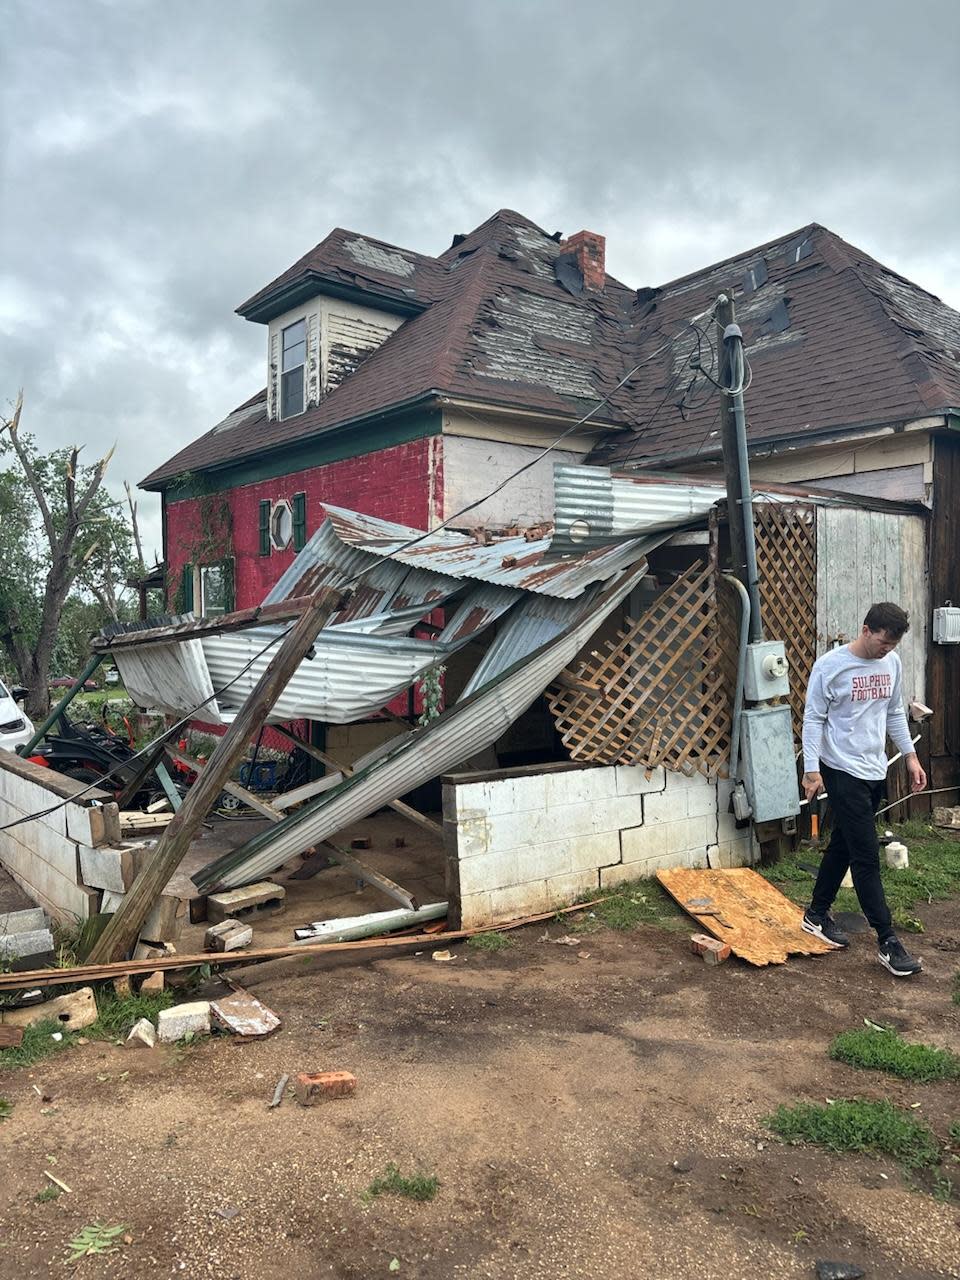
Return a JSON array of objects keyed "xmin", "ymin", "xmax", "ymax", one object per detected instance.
[{"xmin": 656, "ymin": 866, "xmax": 835, "ymax": 966}]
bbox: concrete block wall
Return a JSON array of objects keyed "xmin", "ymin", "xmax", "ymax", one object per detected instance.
[
  {"xmin": 443, "ymin": 763, "xmax": 756, "ymax": 928},
  {"xmin": 0, "ymin": 750, "xmax": 148, "ymax": 925}
]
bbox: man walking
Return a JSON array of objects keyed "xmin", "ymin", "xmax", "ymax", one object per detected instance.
[{"xmin": 801, "ymin": 602, "xmax": 925, "ymax": 977}]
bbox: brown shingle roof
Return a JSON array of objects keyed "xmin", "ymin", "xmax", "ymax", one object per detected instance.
[
  {"xmin": 593, "ymin": 223, "xmax": 960, "ymax": 468},
  {"xmin": 142, "ymin": 215, "xmax": 960, "ymax": 489}
]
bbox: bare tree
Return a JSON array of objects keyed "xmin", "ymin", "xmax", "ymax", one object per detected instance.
[{"xmin": 0, "ymin": 391, "xmax": 117, "ymax": 718}]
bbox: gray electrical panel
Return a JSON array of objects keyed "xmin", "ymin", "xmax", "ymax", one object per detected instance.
[
  {"xmin": 743, "ymin": 639, "xmax": 790, "ymax": 701},
  {"xmin": 740, "ymin": 703, "xmax": 801, "ymax": 822}
]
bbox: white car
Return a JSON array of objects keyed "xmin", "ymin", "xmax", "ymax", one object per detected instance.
[{"xmin": 0, "ymin": 679, "xmax": 34, "ymax": 753}]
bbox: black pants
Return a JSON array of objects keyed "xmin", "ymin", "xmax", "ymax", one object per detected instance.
[{"xmin": 810, "ymin": 764, "xmax": 894, "ymax": 941}]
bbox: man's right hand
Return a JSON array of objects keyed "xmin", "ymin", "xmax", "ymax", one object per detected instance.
[{"xmin": 802, "ymin": 771, "xmax": 823, "ymax": 803}]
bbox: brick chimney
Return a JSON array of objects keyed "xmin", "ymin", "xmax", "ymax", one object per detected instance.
[{"xmin": 561, "ymin": 230, "xmax": 606, "ymax": 291}]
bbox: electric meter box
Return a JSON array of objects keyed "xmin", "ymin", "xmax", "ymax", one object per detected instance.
[
  {"xmin": 740, "ymin": 703, "xmax": 801, "ymax": 822},
  {"xmin": 933, "ymin": 606, "xmax": 960, "ymax": 644},
  {"xmin": 743, "ymin": 639, "xmax": 790, "ymax": 701}
]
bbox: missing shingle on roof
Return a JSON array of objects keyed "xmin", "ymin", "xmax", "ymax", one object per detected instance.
[
  {"xmin": 742, "ymin": 259, "xmax": 769, "ymax": 294},
  {"xmin": 342, "ymin": 236, "xmax": 416, "ymax": 277}
]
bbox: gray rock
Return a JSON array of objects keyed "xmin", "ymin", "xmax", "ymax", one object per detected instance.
[
  {"xmin": 124, "ymin": 1018, "xmax": 156, "ymax": 1049},
  {"xmin": 157, "ymin": 1001, "xmax": 211, "ymax": 1043},
  {"xmin": 815, "ymin": 1262, "xmax": 866, "ymax": 1280}
]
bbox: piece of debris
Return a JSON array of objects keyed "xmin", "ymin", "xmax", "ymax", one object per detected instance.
[
  {"xmin": 815, "ymin": 1264, "xmax": 866, "ymax": 1280},
  {"xmin": 690, "ymin": 933, "xmax": 732, "ymax": 965},
  {"xmin": 157, "ymin": 1002, "xmax": 211, "ymax": 1043},
  {"xmin": 393, "ymin": 837, "xmax": 406, "ymax": 849},
  {"xmin": 204, "ymin": 919, "xmax": 253, "ymax": 953},
  {"xmin": 112, "ymin": 975, "xmax": 132, "ymax": 999},
  {"xmin": 124, "ymin": 1018, "xmax": 156, "ymax": 1050},
  {"xmin": 210, "ymin": 988, "xmax": 280, "ymax": 1038},
  {"xmin": 43, "ymin": 1171, "xmax": 72, "ymax": 1194},
  {"xmin": 0, "ymin": 1026, "xmax": 24, "ymax": 1048},
  {"xmin": 577, "ymin": 950, "xmax": 591, "ymax": 959},
  {"xmin": 214, "ymin": 1204, "xmax": 240, "ymax": 1221},
  {"xmin": 268, "ymin": 1074, "xmax": 290, "ymax": 1109},
  {"xmin": 0, "ymin": 927, "xmax": 56, "ymax": 968},
  {"xmin": 431, "ymin": 950, "xmax": 452, "ymax": 962},
  {"xmin": 350, "ymin": 836, "xmax": 372, "ymax": 850},
  {"xmin": 206, "ymin": 882, "xmax": 286, "ymax": 925},
  {"xmin": 140, "ymin": 971, "xmax": 164, "ymax": 995},
  {"xmin": 659, "ymin": 868, "xmax": 836, "ymax": 966},
  {"xmin": 2, "ymin": 987, "xmax": 98, "ymax": 1032},
  {"xmin": 551, "ymin": 935, "xmax": 580, "ymax": 947},
  {"xmin": 294, "ymin": 1070, "xmax": 357, "ymax": 1106},
  {"xmin": 932, "ymin": 805, "xmax": 960, "ymax": 828},
  {"xmin": 293, "ymin": 902, "xmax": 447, "ymax": 944}
]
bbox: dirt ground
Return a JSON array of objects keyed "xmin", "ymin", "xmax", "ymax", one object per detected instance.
[{"xmin": 2, "ymin": 894, "xmax": 959, "ymax": 1278}]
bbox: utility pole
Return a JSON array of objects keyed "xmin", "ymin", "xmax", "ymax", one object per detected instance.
[{"xmin": 716, "ymin": 292, "xmax": 763, "ymax": 643}]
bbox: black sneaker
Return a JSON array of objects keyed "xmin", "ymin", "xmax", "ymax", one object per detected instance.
[
  {"xmin": 801, "ymin": 910, "xmax": 850, "ymax": 949},
  {"xmin": 878, "ymin": 936, "xmax": 922, "ymax": 977}
]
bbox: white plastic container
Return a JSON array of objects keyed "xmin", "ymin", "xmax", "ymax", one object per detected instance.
[{"xmin": 884, "ymin": 841, "xmax": 909, "ymax": 870}]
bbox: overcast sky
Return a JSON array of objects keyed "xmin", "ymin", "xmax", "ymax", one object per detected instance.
[{"xmin": 3, "ymin": 0, "xmax": 958, "ymax": 561}]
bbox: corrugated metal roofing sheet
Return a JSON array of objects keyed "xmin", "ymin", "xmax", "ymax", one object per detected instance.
[
  {"xmin": 551, "ymin": 464, "xmax": 725, "ymax": 555},
  {"xmin": 321, "ymin": 504, "xmax": 653, "ymax": 598},
  {"xmin": 193, "ymin": 562, "xmax": 648, "ymax": 892}
]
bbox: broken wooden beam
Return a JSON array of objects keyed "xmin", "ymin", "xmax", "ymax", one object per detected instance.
[
  {"xmin": 320, "ymin": 841, "xmax": 419, "ymax": 911},
  {"xmin": 86, "ymin": 589, "xmax": 346, "ymax": 963}
]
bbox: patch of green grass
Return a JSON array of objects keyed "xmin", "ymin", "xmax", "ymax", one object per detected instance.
[
  {"xmin": 829, "ymin": 1026, "xmax": 960, "ymax": 1083},
  {"xmin": 365, "ymin": 1163, "xmax": 440, "ymax": 1203},
  {"xmin": 467, "ymin": 931, "xmax": 513, "ymax": 953},
  {"xmin": 949, "ymin": 1121, "xmax": 960, "ymax": 1144},
  {"xmin": 577, "ymin": 880, "xmax": 683, "ymax": 932},
  {"xmin": 765, "ymin": 1098, "xmax": 940, "ymax": 1170},
  {"xmin": 86, "ymin": 989, "xmax": 173, "ymax": 1040},
  {"xmin": 0, "ymin": 1019, "xmax": 77, "ymax": 1071},
  {"xmin": 0, "ymin": 1096, "xmax": 12, "ymax": 1119},
  {"xmin": 35, "ymin": 1184, "xmax": 61, "ymax": 1203},
  {"xmin": 760, "ymin": 827, "xmax": 960, "ymax": 933}
]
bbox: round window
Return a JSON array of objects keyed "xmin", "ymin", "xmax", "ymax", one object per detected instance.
[{"xmin": 271, "ymin": 501, "xmax": 293, "ymax": 549}]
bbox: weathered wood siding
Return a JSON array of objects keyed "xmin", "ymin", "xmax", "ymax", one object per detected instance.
[
  {"xmin": 816, "ymin": 506, "xmax": 928, "ymax": 703},
  {"xmin": 928, "ymin": 434, "xmax": 960, "ymax": 789}
]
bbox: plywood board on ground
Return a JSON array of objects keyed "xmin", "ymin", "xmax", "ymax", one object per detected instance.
[{"xmin": 656, "ymin": 867, "xmax": 834, "ymax": 966}]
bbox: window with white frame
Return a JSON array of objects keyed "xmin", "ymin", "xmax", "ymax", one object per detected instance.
[
  {"xmin": 199, "ymin": 564, "xmax": 229, "ymax": 616},
  {"xmin": 271, "ymin": 500, "xmax": 293, "ymax": 550},
  {"xmin": 280, "ymin": 319, "xmax": 306, "ymax": 418}
]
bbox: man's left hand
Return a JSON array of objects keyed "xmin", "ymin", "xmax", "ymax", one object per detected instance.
[{"xmin": 907, "ymin": 757, "xmax": 927, "ymax": 794}]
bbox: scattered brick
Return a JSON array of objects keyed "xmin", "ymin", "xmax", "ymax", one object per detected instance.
[
  {"xmin": 690, "ymin": 933, "xmax": 731, "ymax": 965},
  {"xmin": 124, "ymin": 1017, "xmax": 156, "ymax": 1049},
  {"xmin": 294, "ymin": 1070, "xmax": 357, "ymax": 1106},
  {"xmin": 140, "ymin": 970, "xmax": 165, "ymax": 995},
  {"xmin": 350, "ymin": 837, "xmax": 372, "ymax": 850}
]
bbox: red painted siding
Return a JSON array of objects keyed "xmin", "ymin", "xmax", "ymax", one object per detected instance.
[{"xmin": 165, "ymin": 436, "xmax": 439, "ymax": 610}]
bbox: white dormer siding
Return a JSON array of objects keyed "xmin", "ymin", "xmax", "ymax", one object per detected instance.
[{"xmin": 266, "ymin": 296, "xmax": 404, "ymax": 420}]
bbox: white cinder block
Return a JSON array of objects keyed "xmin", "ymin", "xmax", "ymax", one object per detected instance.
[
  {"xmin": 520, "ymin": 833, "xmax": 621, "ymax": 882},
  {"xmin": 602, "ymin": 848, "xmax": 692, "ymax": 882},
  {"xmin": 717, "ymin": 812, "xmax": 746, "ymax": 843},
  {"xmin": 664, "ymin": 768, "xmax": 701, "ymax": 790},
  {"xmin": 642, "ymin": 789, "xmax": 688, "ymax": 824},
  {"xmin": 620, "ymin": 823, "xmax": 668, "ymax": 864},
  {"xmin": 457, "ymin": 891, "xmax": 493, "ymax": 928},
  {"xmin": 542, "ymin": 868, "xmax": 601, "ymax": 907},
  {"xmin": 685, "ymin": 781, "xmax": 719, "ymax": 818},
  {"xmin": 454, "ymin": 811, "xmax": 491, "ymax": 859},
  {"xmin": 543, "ymin": 768, "xmax": 617, "ymax": 807},
  {"xmin": 456, "ymin": 848, "xmax": 521, "ymax": 895},
  {"xmin": 682, "ymin": 815, "xmax": 712, "ymax": 852},
  {"xmin": 458, "ymin": 774, "xmax": 547, "ymax": 817},
  {"xmin": 714, "ymin": 837, "xmax": 753, "ymax": 868},
  {"xmin": 0, "ymin": 798, "xmax": 79, "ymax": 878},
  {"xmin": 615, "ymin": 765, "xmax": 665, "ymax": 796}
]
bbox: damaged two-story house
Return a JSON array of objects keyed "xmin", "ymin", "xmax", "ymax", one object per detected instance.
[{"xmin": 142, "ymin": 210, "xmax": 960, "ymax": 791}]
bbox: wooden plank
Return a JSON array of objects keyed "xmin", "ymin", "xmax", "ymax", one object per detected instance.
[
  {"xmin": 271, "ymin": 774, "xmax": 343, "ymax": 811},
  {"xmin": 86, "ymin": 589, "xmax": 345, "ymax": 963},
  {"xmin": 163, "ymin": 745, "xmax": 284, "ymax": 822},
  {"xmin": 0, "ymin": 897, "xmax": 605, "ymax": 990},
  {"xmin": 321, "ymin": 841, "xmax": 419, "ymax": 911},
  {"xmin": 0, "ymin": 1025, "xmax": 24, "ymax": 1047},
  {"xmin": 657, "ymin": 867, "xmax": 834, "ymax": 966}
]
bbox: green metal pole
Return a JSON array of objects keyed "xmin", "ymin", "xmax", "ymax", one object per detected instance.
[{"xmin": 16, "ymin": 653, "xmax": 105, "ymax": 756}]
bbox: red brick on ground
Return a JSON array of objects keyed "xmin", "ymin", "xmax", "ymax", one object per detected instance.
[{"xmin": 294, "ymin": 1070, "xmax": 357, "ymax": 1106}]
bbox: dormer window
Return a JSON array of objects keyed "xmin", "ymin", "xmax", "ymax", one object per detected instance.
[{"xmin": 280, "ymin": 318, "xmax": 306, "ymax": 418}]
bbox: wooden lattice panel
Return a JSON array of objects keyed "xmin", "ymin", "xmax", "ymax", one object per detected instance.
[
  {"xmin": 753, "ymin": 504, "xmax": 817, "ymax": 740},
  {"xmin": 547, "ymin": 558, "xmax": 735, "ymax": 778}
]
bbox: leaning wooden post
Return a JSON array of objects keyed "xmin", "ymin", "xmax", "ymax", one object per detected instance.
[{"xmin": 87, "ymin": 588, "xmax": 346, "ymax": 963}]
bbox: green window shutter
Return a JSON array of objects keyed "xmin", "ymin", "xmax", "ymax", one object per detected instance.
[
  {"xmin": 292, "ymin": 492, "xmax": 307, "ymax": 551},
  {"xmin": 179, "ymin": 564, "xmax": 194, "ymax": 613},
  {"xmin": 221, "ymin": 558, "xmax": 235, "ymax": 613},
  {"xmin": 259, "ymin": 499, "xmax": 271, "ymax": 556}
]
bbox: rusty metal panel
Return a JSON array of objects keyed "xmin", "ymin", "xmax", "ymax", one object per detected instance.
[
  {"xmin": 322, "ymin": 504, "xmax": 651, "ymax": 598},
  {"xmin": 657, "ymin": 867, "xmax": 834, "ymax": 966}
]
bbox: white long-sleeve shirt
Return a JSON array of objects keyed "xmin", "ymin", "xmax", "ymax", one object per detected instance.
[{"xmin": 802, "ymin": 646, "xmax": 914, "ymax": 781}]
